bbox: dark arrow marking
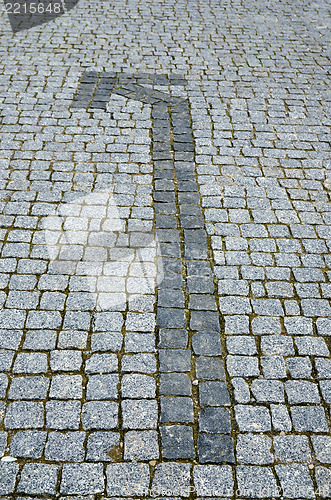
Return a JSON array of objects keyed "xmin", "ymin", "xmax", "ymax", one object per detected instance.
[
  {"xmin": 4, "ymin": 0, "xmax": 80, "ymax": 33},
  {"xmin": 70, "ymin": 71, "xmax": 235, "ymax": 463}
]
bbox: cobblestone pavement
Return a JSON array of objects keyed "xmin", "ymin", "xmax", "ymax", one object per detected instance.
[{"xmin": 0, "ymin": 0, "xmax": 330, "ymax": 497}]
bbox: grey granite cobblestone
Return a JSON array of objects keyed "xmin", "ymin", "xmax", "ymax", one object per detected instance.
[{"xmin": 0, "ymin": 0, "xmax": 330, "ymax": 495}]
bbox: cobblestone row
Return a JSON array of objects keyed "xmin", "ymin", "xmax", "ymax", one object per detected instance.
[{"xmin": 151, "ymin": 88, "xmax": 235, "ymax": 463}]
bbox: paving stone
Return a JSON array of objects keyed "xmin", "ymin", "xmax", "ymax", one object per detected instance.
[
  {"xmin": 106, "ymin": 463, "xmax": 150, "ymax": 496},
  {"xmin": 319, "ymin": 380, "xmax": 331, "ymax": 403},
  {"xmin": 274, "ymin": 435, "xmax": 311, "ymax": 463},
  {"xmin": 121, "ymin": 374, "xmax": 156, "ymax": 398},
  {"xmin": 152, "ymin": 463, "xmax": 191, "ymax": 497},
  {"xmin": 85, "ymin": 354, "xmax": 118, "ymax": 373},
  {"xmin": 160, "ymin": 425, "xmax": 194, "ymax": 459},
  {"xmin": 129, "ymin": 294, "xmax": 155, "ymax": 313},
  {"xmin": 158, "ymin": 329, "xmax": 188, "ymax": 348},
  {"xmin": 219, "ymin": 297, "xmax": 252, "ymax": 315},
  {"xmin": 60, "ymin": 464, "xmax": 104, "ymax": 495},
  {"xmin": 302, "ymin": 299, "xmax": 331, "ymax": 317},
  {"xmin": 158, "ymin": 289, "xmax": 185, "ymax": 308},
  {"xmin": 198, "ymin": 407, "xmax": 231, "ymax": 434},
  {"xmin": 285, "ymin": 380, "xmax": 320, "ymax": 403},
  {"xmin": 227, "ymin": 355, "xmax": 260, "ymax": 377},
  {"xmin": 0, "ymin": 463, "xmax": 19, "ymax": 495},
  {"xmin": 126, "ymin": 312, "xmax": 156, "ymax": 332},
  {"xmin": 252, "ymin": 299, "xmax": 284, "ymax": 316},
  {"xmin": 315, "ymin": 358, "xmax": 331, "ymax": 378},
  {"xmin": 232, "ymin": 377, "xmax": 251, "ymax": 403},
  {"xmin": 284, "ymin": 317, "xmax": 313, "ymax": 335},
  {"xmin": 5, "ymin": 401, "xmax": 44, "ymax": 429},
  {"xmin": 10, "ymin": 430, "xmax": 47, "ymax": 459},
  {"xmin": 187, "ymin": 276, "xmax": 214, "ymax": 294},
  {"xmin": 251, "ymin": 379, "xmax": 284, "ymax": 402},
  {"xmin": 125, "ymin": 333, "xmax": 155, "ymax": 353},
  {"xmin": 159, "ymin": 349, "xmax": 191, "ymax": 372},
  {"xmin": 160, "ymin": 396, "xmax": 194, "ymax": 423},
  {"xmin": 49, "ymin": 374, "xmax": 83, "ymax": 399},
  {"xmin": 291, "ymin": 406, "xmax": 329, "ymax": 432},
  {"xmin": 237, "ymin": 434, "xmax": 273, "ymax": 464},
  {"xmin": 45, "ymin": 432, "xmax": 85, "ymax": 461},
  {"xmin": 235, "ymin": 405, "xmax": 271, "ymax": 432},
  {"xmin": 18, "ymin": 464, "xmax": 59, "ymax": 495},
  {"xmin": 198, "ymin": 434, "xmax": 235, "ymax": 463},
  {"xmin": 121, "ymin": 353, "xmax": 156, "ymax": 373},
  {"xmin": 226, "ymin": 336, "xmax": 257, "ymax": 355},
  {"xmin": 236, "ymin": 466, "xmax": 279, "ymax": 498},
  {"xmin": 199, "ymin": 381, "xmax": 231, "ymax": 406},
  {"xmin": 0, "ymin": 330, "xmax": 23, "ymax": 350},
  {"xmin": 122, "ymin": 399, "xmax": 158, "ymax": 429},
  {"xmin": 26, "ymin": 311, "xmax": 62, "ymax": 330},
  {"xmin": 82, "ymin": 401, "xmax": 118, "ymax": 430},
  {"xmin": 63, "ymin": 312, "xmax": 91, "ymax": 331},
  {"xmin": 294, "ymin": 336, "xmax": 329, "ymax": 356},
  {"xmin": 251, "ymin": 316, "xmax": 281, "ymax": 335},
  {"xmin": 270, "ymin": 404, "xmax": 292, "ymax": 431},
  {"xmin": 195, "ymin": 356, "xmax": 225, "ymax": 380},
  {"xmin": 8, "ymin": 376, "xmax": 49, "ymax": 400},
  {"xmin": 124, "ymin": 430, "xmax": 159, "ymax": 460},
  {"xmin": 316, "ymin": 318, "xmax": 331, "ymax": 336},
  {"xmin": 275, "ymin": 464, "xmax": 315, "ymax": 499},
  {"xmin": 23, "ymin": 330, "xmax": 57, "ymax": 350},
  {"xmin": 190, "ymin": 311, "xmax": 220, "ymax": 331},
  {"xmin": 58, "ymin": 330, "xmax": 88, "ymax": 349},
  {"xmin": 94, "ymin": 312, "xmax": 123, "ymax": 332},
  {"xmin": 86, "ymin": 431, "xmax": 120, "ymax": 462},
  {"xmin": 189, "ymin": 294, "xmax": 217, "ymax": 310},
  {"xmin": 0, "ymin": 432, "xmax": 6, "ymax": 457},
  {"xmin": 46, "ymin": 401, "xmax": 81, "ymax": 430},
  {"xmin": 13, "ymin": 352, "xmax": 48, "ymax": 373},
  {"xmin": 0, "ymin": 310, "xmax": 25, "ymax": 330},
  {"xmin": 224, "ymin": 315, "xmax": 250, "ymax": 335},
  {"xmin": 186, "ymin": 260, "xmax": 212, "ymax": 276},
  {"xmin": 315, "ymin": 467, "xmax": 331, "ymax": 498},
  {"xmin": 157, "ymin": 308, "xmax": 186, "ymax": 329},
  {"xmin": 261, "ymin": 335, "xmax": 295, "ymax": 355},
  {"xmin": 311, "ymin": 435, "xmax": 331, "ymax": 463},
  {"xmin": 287, "ymin": 356, "xmax": 312, "ymax": 378},
  {"xmin": 193, "ymin": 465, "xmax": 233, "ymax": 497},
  {"xmin": 50, "ymin": 350, "xmax": 82, "ymax": 372},
  {"xmin": 219, "ymin": 278, "xmax": 249, "ymax": 296},
  {"xmin": 192, "ymin": 332, "xmax": 222, "ymax": 355},
  {"xmin": 91, "ymin": 332, "xmax": 123, "ymax": 352},
  {"xmin": 86, "ymin": 374, "xmax": 118, "ymax": 400},
  {"xmin": 261, "ymin": 356, "xmax": 287, "ymax": 379},
  {"xmin": 160, "ymin": 373, "xmax": 192, "ymax": 396}
]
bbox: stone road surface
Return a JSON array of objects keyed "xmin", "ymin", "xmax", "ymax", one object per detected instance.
[{"xmin": 0, "ymin": 0, "xmax": 330, "ymax": 497}]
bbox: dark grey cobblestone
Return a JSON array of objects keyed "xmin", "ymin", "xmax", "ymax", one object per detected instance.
[{"xmin": 160, "ymin": 425, "xmax": 194, "ymax": 459}]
